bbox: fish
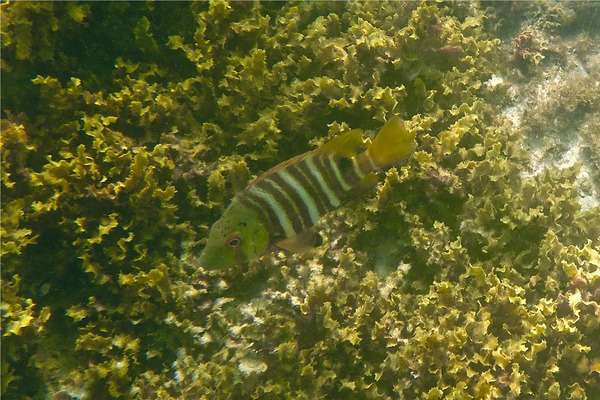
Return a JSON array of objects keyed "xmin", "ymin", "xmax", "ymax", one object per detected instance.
[{"xmin": 198, "ymin": 116, "xmax": 416, "ymax": 269}]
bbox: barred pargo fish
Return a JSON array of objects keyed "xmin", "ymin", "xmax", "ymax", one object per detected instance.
[{"xmin": 199, "ymin": 117, "xmax": 415, "ymax": 269}]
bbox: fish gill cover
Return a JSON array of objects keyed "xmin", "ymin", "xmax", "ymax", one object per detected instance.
[{"xmin": 1, "ymin": 1, "xmax": 599, "ymax": 399}]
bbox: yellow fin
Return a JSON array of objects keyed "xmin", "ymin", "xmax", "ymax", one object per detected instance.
[
  {"xmin": 319, "ymin": 128, "xmax": 364, "ymax": 158},
  {"xmin": 367, "ymin": 117, "xmax": 415, "ymax": 168},
  {"xmin": 276, "ymin": 229, "xmax": 317, "ymax": 253}
]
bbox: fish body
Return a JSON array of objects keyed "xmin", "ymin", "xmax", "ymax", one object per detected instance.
[{"xmin": 199, "ymin": 117, "xmax": 415, "ymax": 269}]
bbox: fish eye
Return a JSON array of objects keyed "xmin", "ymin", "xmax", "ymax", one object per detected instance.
[{"xmin": 226, "ymin": 234, "xmax": 241, "ymax": 249}]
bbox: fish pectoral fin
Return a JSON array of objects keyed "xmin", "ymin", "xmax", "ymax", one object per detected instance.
[{"xmin": 275, "ymin": 229, "xmax": 318, "ymax": 253}]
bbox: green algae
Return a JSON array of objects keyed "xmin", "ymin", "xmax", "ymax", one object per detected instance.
[{"xmin": 1, "ymin": 1, "xmax": 599, "ymax": 399}]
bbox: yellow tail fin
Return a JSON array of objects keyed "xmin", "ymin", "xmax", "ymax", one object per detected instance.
[{"xmin": 367, "ymin": 117, "xmax": 415, "ymax": 168}]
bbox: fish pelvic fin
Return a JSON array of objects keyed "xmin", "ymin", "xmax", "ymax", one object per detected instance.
[{"xmin": 367, "ymin": 117, "xmax": 415, "ymax": 169}]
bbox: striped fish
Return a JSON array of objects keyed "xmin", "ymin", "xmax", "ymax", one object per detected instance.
[{"xmin": 199, "ymin": 117, "xmax": 415, "ymax": 269}]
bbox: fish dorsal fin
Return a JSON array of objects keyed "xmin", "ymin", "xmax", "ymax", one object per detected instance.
[
  {"xmin": 319, "ymin": 128, "xmax": 364, "ymax": 158},
  {"xmin": 247, "ymin": 128, "xmax": 364, "ymax": 190},
  {"xmin": 248, "ymin": 151, "xmax": 311, "ymax": 188},
  {"xmin": 275, "ymin": 229, "xmax": 317, "ymax": 253}
]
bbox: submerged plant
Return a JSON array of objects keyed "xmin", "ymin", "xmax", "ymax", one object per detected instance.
[{"xmin": 1, "ymin": 1, "xmax": 599, "ymax": 399}]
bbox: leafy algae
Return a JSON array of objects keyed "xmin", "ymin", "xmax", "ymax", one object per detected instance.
[{"xmin": 1, "ymin": 1, "xmax": 599, "ymax": 399}]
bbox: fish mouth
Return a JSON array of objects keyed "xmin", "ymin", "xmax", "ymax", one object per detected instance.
[
  {"xmin": 197, "ymin": 248, "xmax": 211, "ymax": 269},
  {"xmin": 198, "ymin": 248, "xmax": 230, "ymax": 270},
  {"xmin": 197, "ymin": 251, "xmax": 212, "ymax": 269}
]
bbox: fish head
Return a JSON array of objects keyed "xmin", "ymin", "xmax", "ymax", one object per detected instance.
[{"xmin": 199, "ymin": 201, "xmax": 269, "ymax": 269}]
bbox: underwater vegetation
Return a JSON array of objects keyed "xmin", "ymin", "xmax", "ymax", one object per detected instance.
[{"xmin": 1, "ymin": 1, "xmax": 599, "ymax": 399}]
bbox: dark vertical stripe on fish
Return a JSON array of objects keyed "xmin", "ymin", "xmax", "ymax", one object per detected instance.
[
  {"xmin": 327, "ymin": 154, "xmax": 354, "ymax": 190},
  {"xmin": 355, "ymin": 153, "xmax": 375, "ymax": 176},
  {"xmin": 338, "ymin": 157, "xmax": 364, "ymax": 187},
  {"xmin": 270, "ymin": 170, "xmax": 315, "ymax": 230},
  {"xmin": 260, "ymin": 179, "xmax": 305, "ymax": 234},
  {"xmin": 315, "ymin": 153, "xmax": 347, "ymax": 201},
  {"xmin": 304, "ymin": 155, "xmax": 341, "ymax": 208},
  {"xmin": 293, "ymin": 160, "xmax": 331, "ymax": 216},
  {"xmin": 239, "ymin": 195, "xmax": 285, "ymax": 238},
  {"xmin": 243, "ymin": 185, "xmax": 295, "ymax": 238}
]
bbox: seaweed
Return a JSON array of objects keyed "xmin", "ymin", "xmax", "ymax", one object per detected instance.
[{"xmin": 1, "ymin": 1, "xmax": 599, "ymax": 399}]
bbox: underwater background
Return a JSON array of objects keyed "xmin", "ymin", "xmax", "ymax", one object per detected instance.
[{"xmin": 2, "ymin": 1, "xmax": 599, "ymax": 399}]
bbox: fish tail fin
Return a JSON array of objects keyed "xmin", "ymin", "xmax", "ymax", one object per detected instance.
[{"xmin": 367, "ymin": 117, "xmax": 415, "ymax": 169}]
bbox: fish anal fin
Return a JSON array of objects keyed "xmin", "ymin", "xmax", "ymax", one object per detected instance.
[
  {"xmin": 276, "ymin": 229, "xmax": 318, "ymax": 253},
  {"xmin": 319, "ymin": 128, "xmax": 364, "ymax": 158},
  {"xmin": 348, "ymin": 172, "xmax": 378, "ymax": 198}
]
